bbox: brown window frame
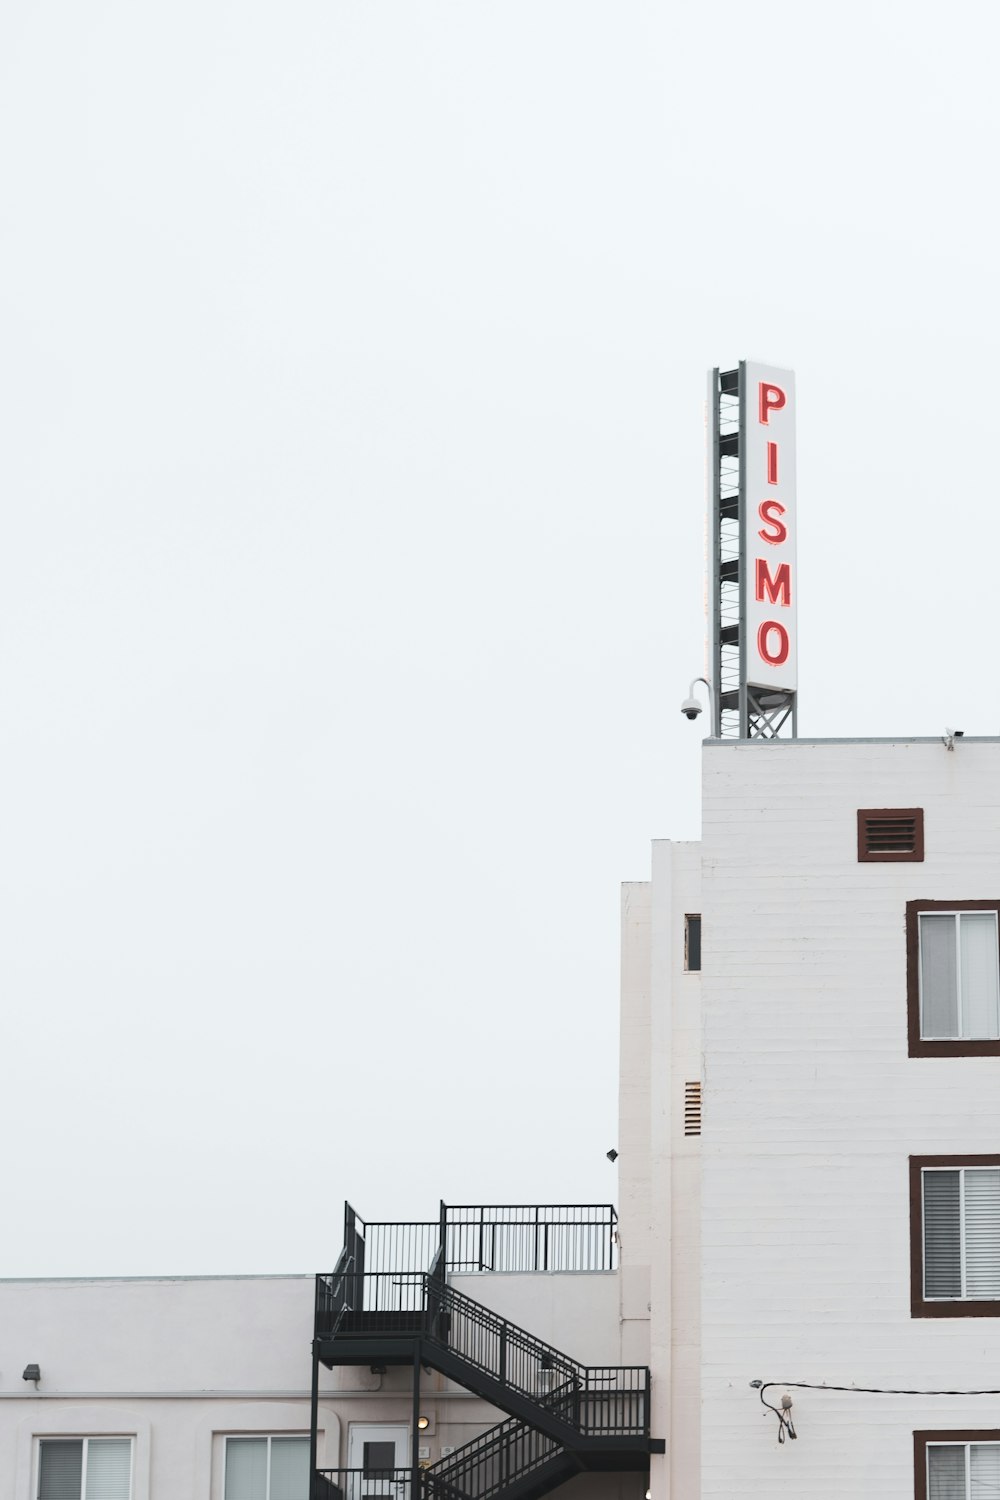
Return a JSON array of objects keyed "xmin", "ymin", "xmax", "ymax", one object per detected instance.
[
  {"xmin": 858, "ymin": 807, "xmax": 924, "ymax": 862},
  {"xmin": 906, "ymin": 900, "xmax": 1000, "ymax": 1057},
  {"xmin": 914, "ymin": 1430, "xmax": 1000, "ymax": 1499},
  {"xmin": 910, "ymin": 1154, "xmax": 1000, "ymax": 1318}
]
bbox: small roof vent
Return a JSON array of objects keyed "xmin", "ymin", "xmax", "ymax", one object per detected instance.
[
  {"xmin": 857, "ymin": 808, "xmax": 924, "ymax": 863},
  {"xmin": 684, "ymin": 1081, "xmax": 702, "ymax": 1137}
]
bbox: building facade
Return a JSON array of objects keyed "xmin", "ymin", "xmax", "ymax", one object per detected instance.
[
  {"xmin": 9, "ymin": 735, "xmax": 1000, "ymax": 1499},
  {"xmin": 0, "ymin": 1218, "xmax": 653, "ymax": 1499},
  {"xmin": 619, "ymin": 736, "xmax": 1000, "ymax": 1500}
]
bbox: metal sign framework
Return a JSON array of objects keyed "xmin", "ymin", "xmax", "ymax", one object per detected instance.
[{"xmin": 709, "ymin": 362, "xmax": 797, "ymax": 740}]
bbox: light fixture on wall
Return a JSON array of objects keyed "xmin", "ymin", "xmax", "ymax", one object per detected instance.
[
  {"xmin": 417, "ymin": 1416, "xmax": 430, "ymax": 1431},
  {"xmin": 22, "ymin": 1364, "xmax": 40, "ymax": 1385}
]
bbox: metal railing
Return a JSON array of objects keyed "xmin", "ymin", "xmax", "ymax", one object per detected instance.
[
  {"xmin": 444, "ymin": 1204, "xmax": 617, "ymax": 1274},
  {"xmin": 315, "ymin": 1204, "xmax": 364, "ymax": 1340},
  {"xmin": 317, "ymin": 1204, "xmax": 618, "ymax": 1326},
  {"xmin": 427, "ymin": 1279, "xmax": 648, "ymax": 1437},
  {"xmin": 316, "ymin": 1206, "xmax": 443, "ymax": 1334},
  {"xmin": 422, "ymin": 1415, "xmax": 567, "ymax": 1500},
  {"xmin": 314, "ymin": 1470, "xmax": 412, "ymax": 1500}
]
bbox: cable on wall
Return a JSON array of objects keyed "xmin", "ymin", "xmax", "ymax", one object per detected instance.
[{"xmin": 750, "ymin": 1379, "xmax": 1000, "ymax": 1445}]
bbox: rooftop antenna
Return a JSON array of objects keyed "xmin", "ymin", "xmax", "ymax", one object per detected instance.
[{"xmin": 707, "ymin": 362, "xmax": 798, "ymax": 739}]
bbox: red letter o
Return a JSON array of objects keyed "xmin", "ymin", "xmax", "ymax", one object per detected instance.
[{"xmin": 757, "ymin": 620, "xmax": 789, "ymax": 666}]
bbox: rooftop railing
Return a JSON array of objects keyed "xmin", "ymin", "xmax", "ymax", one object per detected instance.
[
  {"xmin": 445, "ymin": 1204, "xmax": 617, "ymax": 1274},
  {"xmin": 315, "ymin": 1202, "xmax": 620, "ymax": 1339}
]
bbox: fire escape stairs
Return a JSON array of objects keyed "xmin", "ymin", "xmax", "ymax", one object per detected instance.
[
  {"xmin": 422, "ymin": 1411, "xmax": 580, "ymax": 1500},
  {"xmin": 312, "ymin": 1206, "xmax": 660, "ymax": 1499}
]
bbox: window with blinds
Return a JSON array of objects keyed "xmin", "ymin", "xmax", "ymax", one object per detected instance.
[
  {"xmin": 919, "ymin": 912, "xmax": 1000, "ymax": 1039},
  {"xmin": 857, "ymin": 807, "xmax": 924, "ymax": 861},
  {"xmin": 926, "ymin": 1441, "xmax": 1000, "ymax": 1500},
  {"xmin": 923, "ymin": 1167, "xmax": 1000, "ymax": 1301},
  {"xmin": 224, "ymin": 1436, "xmax": 309, "ymax": 1500},
  {"xmin": 38, "ymin": 1438, "xmax": 132, "ymax": 1500},
  {"xmin": 907, "ymin": 903, "xmax": 1000, "ymax": 1058}
]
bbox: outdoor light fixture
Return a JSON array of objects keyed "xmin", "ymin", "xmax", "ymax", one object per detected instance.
[
  {"xmin": 417, "ymin": 1416, "xmax": 429, "ymax": 1431},
  {"xmin": 606, "ymin": 1148, "xmax": 618, "ymax": 1163},
  {"xmin": 22, "ymin": 1364, "xmax": 40, "ymax": 1384}
]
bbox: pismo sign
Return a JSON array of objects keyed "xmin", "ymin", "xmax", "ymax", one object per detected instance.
[
  {"xmin": 708, "ymin": 359, "xmax": 798, "ymax": 738},
  {"xmin": 745, "ymin": 362, "xmax": 796, "ymax": 691}
]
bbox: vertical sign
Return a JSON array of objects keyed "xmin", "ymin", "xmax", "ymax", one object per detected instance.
[{"xmin": 744, "ymin": 362, "xmax": 796, "ymax": 691}]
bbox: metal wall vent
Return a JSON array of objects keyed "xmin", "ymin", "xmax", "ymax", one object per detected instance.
[
  {"xmin": 684, "ymin": 1081, "xmax": 702, "ymax": 1137},
  {"xmin": 857, "ymin": 808, "xmax": 924, "ymax": 863}
]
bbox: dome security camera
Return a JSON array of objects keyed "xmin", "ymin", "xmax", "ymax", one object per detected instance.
[{"xmin": 680, "ymin": 696, "xmax": 702, "ymax": 721}]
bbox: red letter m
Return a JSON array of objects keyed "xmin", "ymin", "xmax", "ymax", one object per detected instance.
[{"xmin": 755, "ymin": 558, "xmax": 791, "ymax": 606}]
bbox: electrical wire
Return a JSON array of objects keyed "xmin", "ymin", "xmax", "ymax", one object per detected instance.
[{"xmin": 753, "ymin": 1380, "xmax": 1000, "ymax": 1444}]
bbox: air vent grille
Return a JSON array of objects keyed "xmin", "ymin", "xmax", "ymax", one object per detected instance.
[
  {"xmin": 684, "ymin": 1081, "xmax": 702, "ymax": 1137},
  {"xmin": 857, "ymin": 808, "xmax": 924, "ymax": 862}
]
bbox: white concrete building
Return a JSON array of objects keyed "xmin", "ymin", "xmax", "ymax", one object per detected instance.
[{"xmin": 619, "ymin": 736, "xmax": 1000, "ymax": 1500}]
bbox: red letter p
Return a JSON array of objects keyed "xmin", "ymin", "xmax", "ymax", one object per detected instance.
[{"xmin": 758, "ymin": 382, "xmax": 786, "ymax": 425}]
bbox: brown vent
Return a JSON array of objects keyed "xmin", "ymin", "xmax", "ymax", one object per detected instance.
[
  {"xmin": 857, "ymin": 808, "xmax": 924, "ymax": 862},
  {"xmin": 684, "ymin": 1081, "xmax": 702, "ymax": 1136}
]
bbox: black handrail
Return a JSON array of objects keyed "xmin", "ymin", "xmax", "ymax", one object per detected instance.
[
  {"xmin": 444, "ymin": 1205, "xmax": 617, "ymax": 1274},
  {"xmin": 423, "ymin": 1413, "xmax": 569, "ymax": 1500},
  {"xmin": 320, "ymin": 1203, "xmax": 618, "ymax": 1295},
  {"xmin": 425, "ymin": 1277, "xmax": 648, "ymax": 1437},
  {"xmin": 314, "ymin": 1469, "xmax": 412, "ymax": 1499}
]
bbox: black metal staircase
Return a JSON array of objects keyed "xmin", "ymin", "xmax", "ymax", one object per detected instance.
[
  {"xmin": 311, "ymin": 1203, "xmax": 659, "ymax": 1500},
  {"xmin": 423, "ymin": 1414, "xmax": 576, "ymax": 1500}
]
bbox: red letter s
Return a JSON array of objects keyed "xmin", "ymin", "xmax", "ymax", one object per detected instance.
[{"xmin": 758, "ymin": 499, "xmax": 787, "ymax": 545}]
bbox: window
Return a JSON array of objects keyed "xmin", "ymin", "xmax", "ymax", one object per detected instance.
[
  {"xmin": 858, "ymin": 807, "xmax": 924, "ymax": 861},
  {"xmin": 914, "ymin": 1432, "xmax": 1000, "ymax": 1500},
  {"xmin": 907, "ymin": 902, "xmax": 1000, "ymax": 1057},
  {"xmin": 38, "ymin": 1438, "xmax": 132, "ymax": 1500},
  {"xmin": 362, "ymin": 1442, "xmax": 396, "ymax": 1477},
  {"xmin": 224, "ymin": 1437, "xmax": 309, "ymax": 1500},
  {"xmin": 910, "ymin": 1157, "xmax": 1000, "ymax": 1317},
  {"xmin": 684, "ymin": 915, "xmax": 701, "ymax": 972}
]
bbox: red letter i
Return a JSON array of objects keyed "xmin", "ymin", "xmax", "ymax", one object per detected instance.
[{"xmin": 767, "ymin": 441, "xmax": 778, "ymax": 485}]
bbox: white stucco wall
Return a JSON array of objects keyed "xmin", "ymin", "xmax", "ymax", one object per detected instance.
[
  {"xmin": 0, "ymin": 1265, "xmax": 638, "ymax": 1495},
  {"xmin": 0, "ymin": 1275, "xmax": 338, "ymax": 1498},
  {"xmin": 449, "ymin": 1271, "xmax": 622, "ymax": 1367},
  {"xmin": 699, "ymin": 738, "xmax": 1000, "ymax": 1499},
  {"xmin": 618, "ymin": 842, "xmax": 701, "ymax": 1500}
]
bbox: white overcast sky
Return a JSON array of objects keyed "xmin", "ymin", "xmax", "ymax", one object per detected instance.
[{"xmin": 1, "ymin": 3, "xmax": 996, "ymax": 1276}]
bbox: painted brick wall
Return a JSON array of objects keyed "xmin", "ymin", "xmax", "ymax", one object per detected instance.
[{"xmin": 700, "ymin": 739, "xmax": 1000, "ymax": 1499}]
